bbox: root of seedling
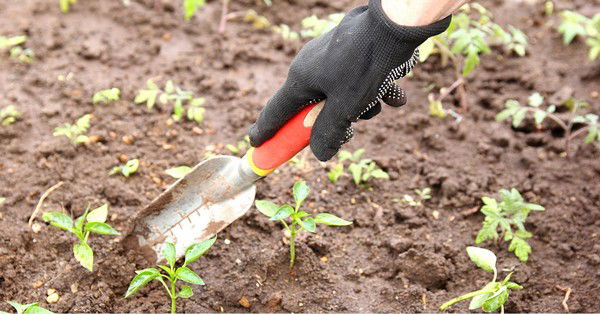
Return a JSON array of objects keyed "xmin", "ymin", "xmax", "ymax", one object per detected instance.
[
  {"xmin": 29, "ymin": 181, "xmax": 64, "ymax": 227},
  {"xmin": 555, "ymin": 285, "xmax": 572, "ymax": 312}
]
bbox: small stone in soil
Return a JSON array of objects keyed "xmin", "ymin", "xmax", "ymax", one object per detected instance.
[
  {"xmin": 239, "ymin": 296, "xmax": 250, "ymax": 308},
  {"xmin": 235, "ymin": 258, "xmax": 242, "ymax": 265},
  {"xmin": 122, "ymin": 135, "xmax": 134, "ymax": 145},
  {"xmin": 31, "ymin": 223, "xmax": 42, "ymax": 233},
  {"xmin": 432, "ymin": 210, "xmax": 440, "ymax": 220},
  {"xmin": 320, "ymin": 256, "xmax": 328, "ymax": 263},
  {"xmin": 224, "ymin": 239, "xmax": 231, "ymax": 245},
  {"xmin": 46, "ymin": 292, "xmax": 59, "ymax": 304},
  {"xmin": 118, "ymin": 154, "xmax": 129, "ymax": 163},
  {"xmin": 32, "ymin": 281, "xmax": 43, "ymax": 288}
]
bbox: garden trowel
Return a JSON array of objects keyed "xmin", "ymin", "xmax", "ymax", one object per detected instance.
[{"xmin": 125, "ymin": 102, "xmax": 324, "ymax": 263}]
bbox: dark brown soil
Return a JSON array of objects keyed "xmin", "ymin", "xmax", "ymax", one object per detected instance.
[{"xmin": 1, "ymin": 0, "xmax": 599, "ymax": 312}]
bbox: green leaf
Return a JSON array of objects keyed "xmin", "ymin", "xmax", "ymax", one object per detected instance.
[
  {"xmin": 584, "ymin": 126, "xmax": 598, "ymax": 144},
  {"xmin": 509, "ymin": 236, "xmax": 531, "ymax": 262},
  {"xmin": 293, "ymin": 181, "xmax": 310, "ymax": 208},
  {"xmin": 122, "ymin": 159, "xmax": 139, "ymax": 177},
  {"xmin": 466, "ymin": 246, "xmax": 497, "ymax": 273},
  {"xmin": 534, "ymin": 110, "xmax": 547, "ymax": 126},
  {"xmin": 163, "ymin": 242, "xmax": 177, "ymax": 268},
  {"xmin": 42, "ymin": 212, "xmax": 74, "ymax": 231},
  {"xmin": 183, "ymin": 0, "xmax": 206, "ymax": 20},
  {"xmin": 370, "ymin": 168, "xmax": 389, "ymax": 179},
  {"xmin": 74, "ymin": 242, "xmax": 94, "ymax": 271},
  {"xmin": 462, "ymin": 49, "xmax": 480, "ymax": 77},
  {"xmin": 6, "ymin": 301, "xmax": 36, "ymax": 314},
  {"xmin": 158, "ymin": 265, "xmax": 174, "ymax": 276},
  {"xmin": 125, "ymin": 269, "xmax": 160, "ymax": 297},
  {"xmin": 86, "ymin": 203, "xmax": 108, "ymax": 223},
  {"xmin": 270, "ymin": 205, "xmax": 294, "ymax": 220},
  {"xmin": 528, "ymin": 92, "xmax": 544, "ymax": 107},
  {"xmin": 165, "ymin": 166, "xmax": 192, "ymax": 179},
  {"xmin": 176, "ymin": 266, "xmax": 205, "ymax": 285},
  {"xmin": 84, "ymin": 222, "xmax": 120, "ymax": 236},
  {"xmin": 338, "ymin": 150, "xmax": 353, "ymax": 162},
  {"xmin": 294, "ymin": 211, "xmax": 311, "ymax": 219},
  {"xmin": 482, "ymin": 287, "xmax": 509, "ymax": 312},
  {"xmin": 298, "ymin": 217, "xmax": 316, "ymax": 233},
  {"xmin": 25, "ymin": 305, "xmax": 54, "ymax": 314},
  {"xmin": 314, "ymin": 213, "xmax": 352, "ymax": 226},
  {"xmin": 419, "ymin": 38, "xmax": 435, "ymax": 62},
  {"xmin": 469, "ymin": 282, "xmax": 497, "ymax": 310},
  {"xmin": 255, "ymin": 200, "xmax": 279, "ymax": 218},
  {"xmin": 352, "ymin": 148, "xmax": 365, "ymax": 161},
  {"xmin": 524, "ymin": 203, "xmax": 545, "ymax": 211},
  {"xmin": 178, "ymin": 285, "xmax": 194, "ymax": 298},
  {"xmin": 184, "ymin": 236, "xmax": 216, "ymax": 265},
  {"xmin": 512, "ymin": 108, "xmax": 528, "ymax": 127},
  {"xmin": 506, "ymin": 282, "xmax": 523, "ymax": 290},
  {"xmin": 349, "ymin": 163, "xmax": 362, "ymax": 186}
]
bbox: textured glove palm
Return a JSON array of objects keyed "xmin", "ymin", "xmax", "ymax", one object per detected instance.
[{"xmin": 249, "ymin": 0, "xmax": 451, "ymax": 161}]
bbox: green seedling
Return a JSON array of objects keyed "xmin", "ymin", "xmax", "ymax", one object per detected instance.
[
  {"xmin": 300, "ymin": 13, "xmax": 345, "ymax": 38},
  {"xmin": 125, "ymin": 237, "xmax": 216, "ymax": 314},
  {"xmin": 42, "ymin": 204, "xmax": 119, "ymax": 271},
  {"xmin": 272, "ymin": 24, "xmax": 300, "ymax": 41},
  {"xmin": 439, "ymin": 247, "xmax": 522, "ymax": 313},
  {"xmin": 60, "ymin": 0, "xmax": 77, "ymax": 13},
  {"xmin": 475, "ymin": 188, "xmax": 545, "ymax": 262},
  {"xmin": 557, "ymin": 11, "xmax": 600, "ymax": 60},
  {"xmin": 92, "ymin": 88, "xmax": 120, "ymax": 105},
  {"xmin": 53, "ymin": 114, "xmax": 92, "ymax": 145},
  {"xmin": 243, "ymin": 10, "xmax": 271, "ymax": 30},
  {"xmin": 9, "ymin": 47, "xmax": 34, "ymax": 64},
  {"xmin": 226, "ymin": 135, "xmax": 250, "ymax": 155},
  {"xmin": 328, "ymin": 149, "xmax": 389, "ymax": 186},
  {"xmin": 109, "ymin": 159, "xmax": 139, "ymax": 177},
  {"xmin": 0, "ymin": 35, "xmax": 27, "ymax": 49},
  {"xmin": 2, "ymin": 301, "xmax": 53, "ymax": 314},
  {"xmin": 165, "ymin": 166, "xmax": 192, "ymax": 179},
  {"xmin": 1, "ymin": 105, "xmax": 21, "ymax": 126},
  {"xmin": 0, "ymin": 197, "xmax": 5, "ymax": 205},
  {"xmin": 183, "ymin": 0, "xmax": 206, "ymax": 21},
  {"xmin": 497, "ymin": 92, "xmax": 599, "ymax": 156},
  {"xmin": 135, "ymin": 80, "xmax": 206, "ymax": 125},
  {"xmin": 255, "ymin": 181, "xmax": 352, "ymax": 269},
  {"xmin": 420, "ymin": 3, "xmax": 528, "ymax": 112},
  {"xmin": 396, "ymin": 188, "xmax": 432, "ymax": 207}
]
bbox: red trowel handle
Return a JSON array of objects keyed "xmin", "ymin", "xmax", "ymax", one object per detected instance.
[{"xmin": 245, "ymin": 101, "xmax": 324, "ymax": 176}]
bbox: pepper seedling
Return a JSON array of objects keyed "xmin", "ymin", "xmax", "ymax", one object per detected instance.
[
  {"xmin": 109, "ymin": 159, "xmax": 140, "ymax": 177},
  {"xmin": 475, "ymin": 188, "xmax": 545, "ymax": 262},
  {"xmin": 328, "ymin": 149, "xmax": 389, "ymax": 186},
  {"xmin": 53, "ymin": 114, "xmax": 92, "ymax": 145},
  {"xmin": 440, "ymin": 247, "xmax": 522, "ymax": 313},
  {"xmin": 255, "ymin": 181, "xmax": 352, "ymax": 269},
  {"xmin": 1, "ymin": 105, "xmax": 21, "ymax": 126},
  {"xmin": 92, "ymin": 88, "xmax": 120, "ymax": 105},
  {"xmin": 3, "ymin": 301, "xmax": 53, "ymax": 314},
  {"xmin": 125, "ymin": 237, "xmax": 216, "ymax": 314},
  {"xmin": 42, "ymin": 204, "xmax": 120, "ymax": 271}
]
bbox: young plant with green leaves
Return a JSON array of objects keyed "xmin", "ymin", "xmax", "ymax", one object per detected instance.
[
  {"xmin": 183, "ymin": 0, "xmax": 206, "ymax": 21},
  {"xmin": 419, "ymin": 3, "xmax": 528, "ymax": 113},
  {"xmin": 328, "ymin": 149, "xmax": 389, "ymax": 186},
  {"xmin": 53, "ymin": 114, "xmax": 92, "ymax": 145},
  {"xmin": 135, "ymin": 80, "xmax": 206, "ymax": 125},
  {"xmin": 60, "ymin": 0, "xmax": 77, "ymax": 13},
  {"xmin": 439, "ymin": 247, "xmax": 523, "ymax": 313},
  {"xmin": 397, "ymin": 187, "xmax": 432, "ymax": 207},
  {"xmin": 0, "ymin": 35, "xmax": 33, "ymax": 64},
  {"xmin": 557, "ymin": 11, "xmax": 600, "ymax": 61},
  {"xmin": 300, "ymin": 13, "xmax": 345, "ymax": 38},
  {"xmin": 125, "ymin": 237, "xmax": 216, "ymax": 314},
  {"xmin": 92, "ymin": 88, "xmax": 120, "ymax": 105},
  {"xmin": 109, "ymin": 159, "xmax": 140, "ymax": 177},
  {"xmin": 255, "ymin": 181, "xmax": 352, "ymax": 269},
  {"xmin": 165, "ymin": 166, "xmax": 192, "ymax": 179},
  {"xmin": 2, "ymin": 301, "xmax": 53, "ymax": 314},
  {"xmin": 497, "ymin": 92, "xmax": 599, "ymax": 157},
  {"xmin": 225, "ymin": 135, "xmax": 250, "ymax": 155},
  {"xmin": 475, "ymin": 188, "xmax": 545, "ymax": 262},
  {"xmin": 0, "ymin": 35, "xmax": 27, "ymax": 50},
  {"xmin": 1, "ymin": 105, "xmax": 21, "ymax": 126},
  {"xmin": 42, "ymin": 204, "xmax": 120, "ymax": 271}
]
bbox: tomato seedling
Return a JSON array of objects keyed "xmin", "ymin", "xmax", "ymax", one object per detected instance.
[
  {"xmin": 42, "ymin": 204, "xmax": 120, "ymax": 271},
  {"xmin": 125, "ymin": 237, "xmax": 216, "ymax": 314},
  {"xmin": 109, "ymin": 159, "xmax": 140, "ymax": 177},
  {"xmin": 92, "ymin": 88, "xmax": 120, "ymax": 105},
  {"xmin": 497, "ymin": 92, "xmax": 599, "ymax": 157},
  {"xmin": 165, "ymin": 166, "xmax": 192, "ymax": 179},
  {"xmin": 3, "ymin": 301, "xmax": 53, "ymax": 314},
  {"xmin": 328, "ymin": 149, "xmax": 389, "ymax": 186},
  {"xmin": 255, "ymin": 181, "xmax": 352, "ymax": 269},
  {"xmin": 183, "ymin": 0, "xmax": 206, "ymax": 21},
  {"xmin": 396, "ymin": 188, "xmax": 432, "ymax": 207},
  {"xmin": 53, "ymin": 114, "xmax": 92, "ymax": 145},
  {"xmin": 440, "ymin": 247, "xmax": 522, "ymax": 313},
  {"xmin": 557, "ymin": 11, "xmax": 600, "ymax": 60},
  {"xmin": 1, "ymin": 105, "xmax": 21, "ymax": 126},
  {"xmin": 300, "ymin": 13, "xmax": 345, "ymax": 38},
  {"xmin": 60, "ymin": 0, "xmax": 77, "ymax": 13},
  {"xmin": 135, "ymin": 80, "xmax": 206, "ymax": 125},
  {"xmin": 225, "ymin": 135, "xmax": 250, "ymax": 155},
  {"xmin": 475, "ymin": 188, "xmax": 545, "ymax": 262}
]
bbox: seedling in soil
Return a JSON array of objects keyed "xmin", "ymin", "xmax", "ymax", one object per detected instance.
[
  {"xmin": 328, "ymin": 149, "xmax": 389, "ymax": 187},
  {"xmin": 300, "ymin": 13, "xmax": 345, "ymax": 38},
  {"xmin": 183, "ymin": 0, "xmax": 206, "ymax": 21},
  {"xmin": 0, "ymin": 35, "xmax": 27, "ymax": 50},
  {"xmin": 135, "ymin": 79, "xmax": 206, "ymax": 125},
  {"xmin": 475, "ymin": 188, "xmax": 545, "ymax": 262},
  {"xmin": 497, "ymin": 92, "xmax": 599, "ymax": 156},
  {"xmin": 557, "ymin": 11, "xmax": 600, "ymax": 60},
  {"xmin": 397, "ymin": 188, "xmax": 432, "ymax": 207},
  {"xmin": 109, "ymin": 159, "xmax": 139, "ymax": 177},
  {"xmin": 165, "ymin": 166, "xmax": 192, "ymax": 179},
  {"xmin": 125, "ymin": 237, "xmax": 216, "ymax": 314},
  {"xmin": 255, "ymin": 181, "xmax": 352, "ymax": 269},
  {"xmin": 0, "ymin": 197, "xmax": 5, "ymax": 205},
  {"xmin": 42, "ymin": 203, "xmax": 120, "ymax": 271},
  {"xmin": 226, "ymin": 135, "xmax": 250, "ymax": 155},
  {"xmin": 9, "ymin": 46, "xmax": 34, "ymax": 64},
  {"xmin": 1, "ymin": 105, "xmax": 21, "ymax": 126},
  {"xmin": 60, "ymin": 0, "xmax": 77, "ymax": 13},
  {"xmin": 3, "ymin": 301, "xmax": 53, "ymax": 314},
  {"xmin": 439, "ymin": 247, "xmax": 522, "ymax": 313},
  {"xmin": 419, "ymin": 3, "xmax": 528, "ymax": 112},
  {"xmin": 53, "ymin": 114, "xmax": 92, "ymax": 145},
  {"xmin": 92, "ymin": 88, "xmax": 120, "ymax": 105}
]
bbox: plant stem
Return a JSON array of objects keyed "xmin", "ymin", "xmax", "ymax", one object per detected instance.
[
  {"xmin": 439, "ymin": 289, "xmax": 492, "ymax": 311},
  {"xmin": 566, "ymin": 125, "xmax": 590, "ymax": 159},
  {"xmin": 289, "ymin": 222, "xmax": 297, "ymax": 270},
  {"xmin": 170, "ymin": 278, "xmax": 177, "ymax": 314}
]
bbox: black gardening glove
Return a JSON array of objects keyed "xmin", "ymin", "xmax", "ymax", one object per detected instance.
[{"xmin": 248, "ymin": 0, "xmax": 452, "ymax": 161}]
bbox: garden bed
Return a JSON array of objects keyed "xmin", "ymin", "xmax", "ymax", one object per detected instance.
[{"xmin": 0, "ymin": 0, "xmax": 599, "ymax": 312}]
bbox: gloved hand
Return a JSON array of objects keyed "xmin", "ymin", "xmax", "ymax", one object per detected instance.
[{"xmin": 248, "ymin": 0, "xmax": 451, "ymax": 161}]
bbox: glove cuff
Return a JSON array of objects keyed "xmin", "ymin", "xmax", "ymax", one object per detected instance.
[{"xmin": 368, "ymin": 0, "xmax": 452, "ymax": 44}]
